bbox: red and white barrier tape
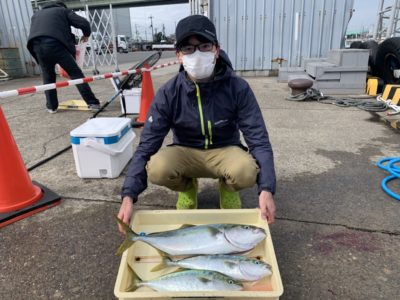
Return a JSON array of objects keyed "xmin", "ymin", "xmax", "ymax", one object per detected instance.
[{"xmin": 0, "ymin": 60, "xmax": 179, "ymax": 99}]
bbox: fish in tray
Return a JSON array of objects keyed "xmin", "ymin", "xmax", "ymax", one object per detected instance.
[
  {"xmin": 116, "ymin": 218, "xmax": 266, "ymax": 256},
  {"xmin": 127, "ymin": 264, "xmax": 243, "ymax": 292},
  {"xmin": 151, "ymin": 254, "xmax": 272, "ymax": 281}
]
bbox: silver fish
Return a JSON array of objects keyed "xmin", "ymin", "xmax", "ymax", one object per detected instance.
[
  {"xmin": 127, "ymin": 265, "xmax": 243, "ymax": 292},
  {"xmin": 116, "ymin": 218, "xmax": 266, "ymax": 256},
  {"xmin": 151, "ymin": 254, "xmax": 272, "ymax": 281}
]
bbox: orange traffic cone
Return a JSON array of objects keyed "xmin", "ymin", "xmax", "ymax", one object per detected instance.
[
  {"xmin": 0, "ymin": 107, "xmax": 61, "ymax": 228},
  {"xmin": 132, "ymin": 64, "xmax": 155, "ymax": 127}
]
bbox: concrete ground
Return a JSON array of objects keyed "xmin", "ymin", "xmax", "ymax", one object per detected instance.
[{"xmin": 0, "ymin": 52, "xmax": 399, "ymax": 300}]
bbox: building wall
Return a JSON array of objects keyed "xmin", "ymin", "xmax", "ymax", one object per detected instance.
[
  {"xmin": 191, "ymin": 0, "xmax": 355, "ymax": 71},
  {"xmin": 0, "ymin": 0, "xmax": 39, "ymax": 75},
  {"xmin": 113, "ymin": 8, "xmax": 132, "ymax": 38}
]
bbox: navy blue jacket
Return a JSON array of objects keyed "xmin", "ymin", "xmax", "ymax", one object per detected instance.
[{"xmin": 122, "ymin": 51, "xmax": 276, "ymax": 201}]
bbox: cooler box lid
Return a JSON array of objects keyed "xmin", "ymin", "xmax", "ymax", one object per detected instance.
[{"xmin": 70, "ymin": 118, "xmax": 131, "ymax": 145}]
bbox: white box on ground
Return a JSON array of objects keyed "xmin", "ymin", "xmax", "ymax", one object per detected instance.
[
  {"xmin": 70, "ymin": 118, "xmax": 135, "ymax": 178},
  {"xmin": 121, "ymin": 88, "xmax": 141, "ymax": 114}
]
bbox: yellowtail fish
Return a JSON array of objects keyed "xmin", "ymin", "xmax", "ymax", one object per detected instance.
[
  {"xmin": 151, "ymin": 254, "xmax": 272, "ymax": 281},
  {"xmin": 116, "ymin": 218, "xmax": 266, "ymax": 256},
  {"xmin": 127, "ymin": 264, "xmax": 243, "ymax": 292}
]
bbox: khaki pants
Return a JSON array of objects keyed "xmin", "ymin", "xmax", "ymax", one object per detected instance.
[{"xmin": 147, "ymin": 146, "xmax": 259, "ymax": 192}]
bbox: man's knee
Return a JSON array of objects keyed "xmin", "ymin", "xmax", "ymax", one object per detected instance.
[
  {"xmin": 226, "ymin": 160, "xmax": 258, "ymax": 189},
  {"xmin": 147, "ymin": 153, "xmax": 174, "ymax": 185}
]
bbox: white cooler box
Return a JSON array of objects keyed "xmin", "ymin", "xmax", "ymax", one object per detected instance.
[
  {"xmin": 121, "ymin": 88, "xmax": 141, "ymax": 114},
  {"xmin": 70, "ymin": 118, "xmax": 135, "ymax": 178}
]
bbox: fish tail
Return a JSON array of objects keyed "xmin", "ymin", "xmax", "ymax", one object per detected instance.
[
  {"xmin": 150, "ymin": 255, "xmax": 173, "ymax": 272},
  {"xmin": 116, "ymin": 217, "xmax": 138, "ymax": 256},
  {"xmin": 126, "ymin": 263, "xmax": 142, "ymax": 292}
]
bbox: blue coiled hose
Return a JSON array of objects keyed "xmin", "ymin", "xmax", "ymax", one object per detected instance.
[{"xmin": 377, "ymin": 157, "xmax": 400, "ymax": 201}]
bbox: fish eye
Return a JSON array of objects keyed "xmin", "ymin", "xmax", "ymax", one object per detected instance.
[
  {"xmin": 243, "ymin": 225, "xmax": 250, "ymax": 229},
  {"xmin": 255, "ymin": 261, "xmax": 260, "ymax": 264}
]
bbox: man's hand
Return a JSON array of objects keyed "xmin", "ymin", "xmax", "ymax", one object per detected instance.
[
  {"xmin": 80, "ymin": 36, "xmax": 89, "ymax": 43},
  {"xmin": 117, "ymin": 197, "xmax": 134, "ymax": 233},
  {"xmin": 259, "ymin": 191, "xmax": 276, "ymax": 224}
]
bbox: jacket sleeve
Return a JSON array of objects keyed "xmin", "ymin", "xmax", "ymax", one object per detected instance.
[
  {"xmin": 236, "ymin": 82, "xmax": 276, "ymax": 195},
  {"xmin": 66, "ymin": 9, "xmax": 91, "ymax": 37},
  {"xmin": 121, "ymin": 88, "xmax": 172, "ymax": 201}
]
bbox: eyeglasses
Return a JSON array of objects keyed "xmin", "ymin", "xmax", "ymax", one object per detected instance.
[{"xmin": 179, "ymin": 42, "xmax": 214, "ymax": 54}]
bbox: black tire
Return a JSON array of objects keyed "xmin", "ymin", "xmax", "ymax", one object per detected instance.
[
  {"xmin": 360, "ymin": 40, "xmax": 379, "ymax": 76},
  {"xmin": 375, "ymin": 37, "xmax": 400, "ymax": 84},
  {"xmin": 350, "ymin": 41, "xmax": 363, "ymax": 48}
]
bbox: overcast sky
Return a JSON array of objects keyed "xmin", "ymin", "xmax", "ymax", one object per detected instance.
[
  {"xmin": 129, "ymin": 0, "xmax": 382, "ymax": 40},
  {"xmin": 347, "ymin": 0, "xmax": 381, "ymax": 32},
  {"xmin": 130, "ymin": 3, "xmax": 189, "ymax": 40}
]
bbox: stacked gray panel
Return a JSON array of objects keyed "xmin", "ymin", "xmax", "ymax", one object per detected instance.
[
  {"xmin": 280, "ymin": 49, "xmax": 369, "ymax": 94},
  {"xmin": 206, "ymin": 0, "xmax": 354, "ymax": 72},
  {"xmin": 309, "ymin": 49, "xmax": 369, "ymax": 94}
]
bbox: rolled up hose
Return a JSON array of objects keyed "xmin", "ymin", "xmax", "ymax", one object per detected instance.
[{"xmin": 377, "ymin": 157, "xmax": 400, "ymax": 201}]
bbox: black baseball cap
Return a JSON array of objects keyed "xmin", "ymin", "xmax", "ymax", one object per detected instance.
[{"xmin": 175, "ymin": 15, "xmax": 218, "ymax": 47}]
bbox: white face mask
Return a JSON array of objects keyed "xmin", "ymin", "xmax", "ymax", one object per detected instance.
[{"xmin": 182, "ymin": 50, "xmax": 216, "ymax": 80}]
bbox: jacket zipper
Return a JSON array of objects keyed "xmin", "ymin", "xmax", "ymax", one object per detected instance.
[
  {"xmin": 208, "ymin": 120, "xmax": 213, "ymax": 145},
  {"xmin": 195, "ymin": 84, "xmax": 209, "ymax": 149}
]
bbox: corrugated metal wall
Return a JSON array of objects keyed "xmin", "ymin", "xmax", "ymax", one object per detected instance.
[
  {"xmin": 192, "ymin": 0, "xmax": 354, "ymax": 72},
  {"xmin": 190, "ymin": 0, "xmax": 208, "ymax": 15},
  {"xmin": 0, "ymin": 0, "xmax": 38, "ymax": 75}
]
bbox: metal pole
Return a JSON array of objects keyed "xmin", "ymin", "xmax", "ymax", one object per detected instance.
[
  {"xmin": 261, "ymin": 0, "xmax": 266, "ymax": 69},
  {"xmin": 110, "ymin": 4, "xmax": 119, "ymax": 71},
  {"xmin": 149, "ymin": 15, "xmax": 154, "ymax": 42},
  {"xmin": 279, "ymin": 0, "xmax": 285, "ymax": 60},
  {"xmin": 296, "ymin": 0, "xmax": 305, "ymax": 66},
  {"xmin": 317, "ymin": 0, "xmax": 326, "ymax": 57},
  {"xmin": 388, "ymin": 0, "xmax": 398, "ymax": 37},
  {"xmin": 374, "ymin": 0, "xmax": 385, "ymax": 39},
  {"xmin": 395, "ymin": 2, "xmax": 400, "ymax": 36},
  {"xmin": 288, "ymin": 0, "xmax": 295, "ymax": 66}
]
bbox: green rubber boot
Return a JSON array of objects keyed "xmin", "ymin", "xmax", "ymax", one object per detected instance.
[
  {"xmin": 219, "ymin": 180, "xmax": 241, "ymax": 209},
  {"xmin": 176, "ymin": 178, "xmax": 198, "ymax": 209}
]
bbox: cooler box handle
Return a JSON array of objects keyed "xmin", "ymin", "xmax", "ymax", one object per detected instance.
[{"xmin": 81, "ymin": 133, "xmax": 134, "ymax": 156}]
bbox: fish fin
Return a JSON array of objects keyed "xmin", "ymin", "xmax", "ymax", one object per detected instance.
[
  {"xmin": 224, "ymin": 261, "xmax": 238, "ymax": 269},
  {"xmin": 150, "ymin": 255, "xmax": 174, "ymax": 272},
  {"xmin": 178, "ymin": 224, "xmax": 194, "ymax": 229},
  {"xmin": 155, "ymin": 248, "xmax": 168, "ymax": 258},
  {"xmin": 116, "ymin": 216, "xmax": 138, "ymax": 256},
  {"xmin": 199, "ymin": 277, "xmax": 212, "ymax": 283},
  {"xmin": 205, "ymin": 226, "xmax": 221, "ymax": 236},
  {"xmin": 126, "ymin": 262, "xmax": 142, "ymax": 292}
]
